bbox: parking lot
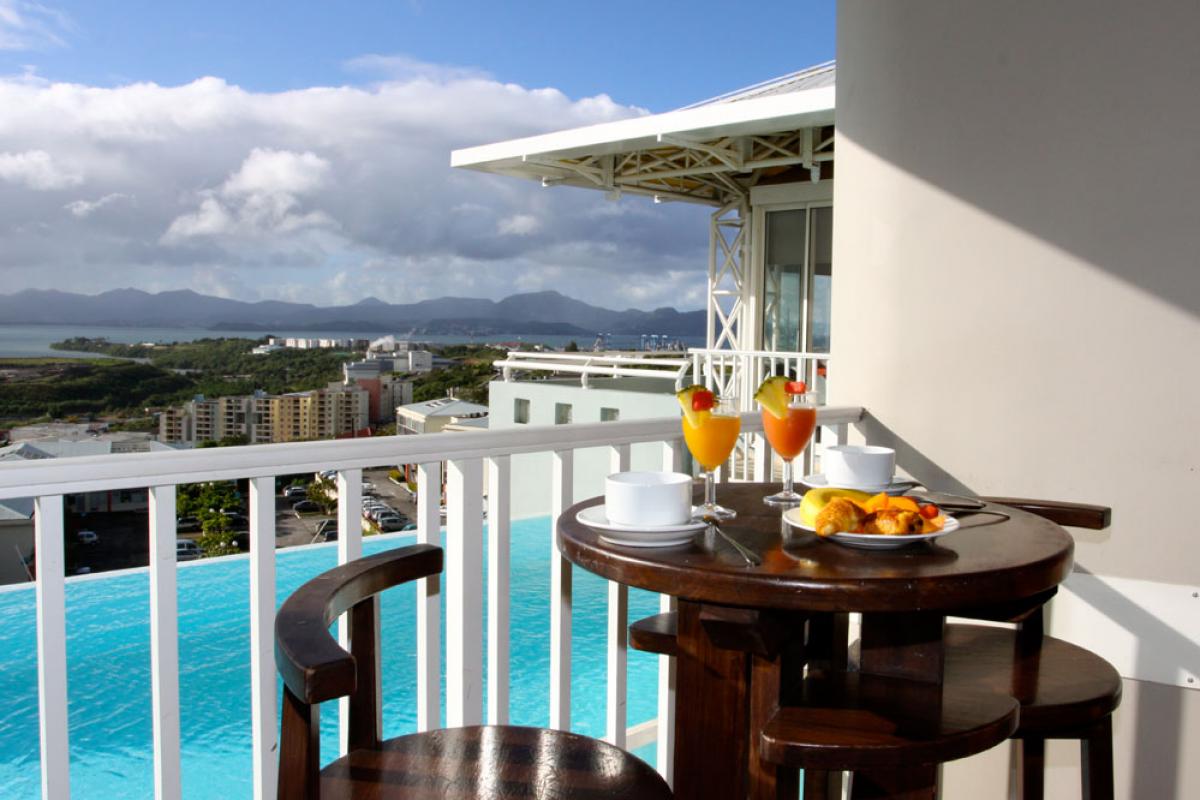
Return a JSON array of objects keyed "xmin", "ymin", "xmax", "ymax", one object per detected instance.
[{"xmin": 63, "ymin": 468, "xmax": 421, "ymax": 576}]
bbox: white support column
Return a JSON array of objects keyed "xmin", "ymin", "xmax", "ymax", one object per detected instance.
[
  {"xmin": 486, "ymin": 455, "xmax": 511, "ymax": 725},
  {"xmin": 336, "ymin": 468, "xmax": 363, "ymax": 754},
  {"xmin": 415, "ymin": 463, "xmax": 441, "ymax": 732},
  {"xmin": 248, "ymin": 477, "xmax": 277, "ymax": 800},
  {"xmin": 34, "ymin": 495, "xmax": 69, "ymax": 800},
  {"xmin": 662, "ymin": 438, "xmax": 685, "ymax": 474},
  {"xmin": 549, "ymin": 449, "xmax": 574, "ymax": 731},
  {"xmin": 148, "ymin": 486, "xmax": 181, "ymax": 800},
  {"xmin": 446, "ymin": 458, "xmax": 484, "ymax": 727},
  {"xmin": 656, "ymin": 593, "xmax": 677, "ymax": 788},
  {"xmin": 605, "ymin": 444, "xmax": 631, "ymax": 746},
  {"xmin": 753, "ymin": 432, "xmax": 770, "ymax": 484}
]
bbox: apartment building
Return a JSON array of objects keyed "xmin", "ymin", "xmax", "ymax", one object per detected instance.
[
  {"xmin": 343, "ymin": 361, "xmax": 415, "ymax": 422},
  {"xmin": 159, "ymin": 384, "xmax": 367, "ymax": 445}
]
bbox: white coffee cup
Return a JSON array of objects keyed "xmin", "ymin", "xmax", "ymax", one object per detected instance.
[
  {"xmin": 822, "ymin": 445, "xmax": 896, "ymax": 488},
  {"xmin": 605, "ymin": 471, "xmax": 693, "ymax": 526}
]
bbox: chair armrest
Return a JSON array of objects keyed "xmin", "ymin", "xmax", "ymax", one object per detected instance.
[
  {"xmin": 980, "ymin": 497, "xmax": 1111, "ymax": 529},
  {"xmin": 275, "ymin": 543, "xmax": 442, "ymax": 705}
]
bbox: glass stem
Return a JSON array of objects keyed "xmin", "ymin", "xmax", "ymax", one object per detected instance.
[
  {"xmin": 782, "ymin": 458, "xmax": 794, "ymax": 496},
  {"xmin": 704, "ymin": 469, "xmax": 716, "ymax": 509}
]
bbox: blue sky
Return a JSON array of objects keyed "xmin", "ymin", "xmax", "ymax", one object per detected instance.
[{"xmin": 0, "ymin": 0, "xmax": 836, "ymax": 309}]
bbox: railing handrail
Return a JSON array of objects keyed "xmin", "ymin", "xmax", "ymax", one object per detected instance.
[
  {"xmin": 502, "ymin": 351, "xmax": 691, "ymax": 364},
  {"xmin": 687, "ymin": 346, "xmax": 832, "ymax": 360},
  {"xmin": 0, "ymin": 407, "xmax": 865, "ymax": 500}
]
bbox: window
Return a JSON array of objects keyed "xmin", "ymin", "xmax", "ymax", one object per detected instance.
[
  {"xmin": 514, "ymin": 398, "xmax": 530, "ymax": 424},
  {"xmin": 554, "ymin": 403, "xmax": 572, "ymax": 425},
  {"xmin": 761, "ymin": 204, "xmax": 833, "ymax": 352},
  {"xmin": 600, "ymin": 407, "xmax": 620, "ymax": 422}
]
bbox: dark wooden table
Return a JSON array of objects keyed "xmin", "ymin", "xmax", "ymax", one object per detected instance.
[{"xmin": 558, "ymin": 483, "xmax": 1075, "ymax": 800}]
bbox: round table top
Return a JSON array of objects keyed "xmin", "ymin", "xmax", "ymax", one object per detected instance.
[{"xmin": 558, "ymin": 484, "xmax": 1075, "ymax": 613}]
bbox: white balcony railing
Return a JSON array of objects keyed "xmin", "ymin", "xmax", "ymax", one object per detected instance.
[
  {"xmin": 0, "ymin": 406, "xmax": 863, "ymax": 800},
  {"xmin": 494, "ymin": 347, "xmax": 830, "ymax": 404}
]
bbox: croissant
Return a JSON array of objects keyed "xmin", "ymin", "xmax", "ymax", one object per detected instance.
[{"xmin": 814, "ymin": 497, "xmax": 867, "ymax": 536}]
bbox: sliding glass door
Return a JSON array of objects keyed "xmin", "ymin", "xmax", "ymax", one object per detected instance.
[{"xmin": 761, "ymin": 203, "xmax": 832, "ymax": 353}]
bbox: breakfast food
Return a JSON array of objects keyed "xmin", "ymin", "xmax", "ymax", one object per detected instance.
[{"xmin": 802, "ymin": 488, "xmax": 946, "ymax": 536}]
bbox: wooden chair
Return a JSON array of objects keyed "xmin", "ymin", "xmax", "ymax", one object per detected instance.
[
  {"xmin": 628, "ymin": 497, "xmax": 1119, "ymax": 800},
  {"xmin": 275, "ymin": 543, "xmax": 673, "ymax": 799},
  {"xmin": 946, "ymin": 496, "xmax": 1120, "ymax": 800}
]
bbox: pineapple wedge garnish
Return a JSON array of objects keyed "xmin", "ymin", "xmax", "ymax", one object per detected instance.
[
  {"xmin": 675, "ymin": 385, "xmax": 712, "ymax": 428},
  {"xmin": 754, "ymin": 375, "xmax": 790, "ymax": 420}
]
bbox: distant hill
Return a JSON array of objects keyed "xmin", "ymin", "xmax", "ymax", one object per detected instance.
[{"xmin": 0, "ymin": 288, "xmax": 705, "ymax": 337}]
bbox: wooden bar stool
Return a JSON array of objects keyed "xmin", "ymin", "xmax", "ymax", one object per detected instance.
[
  {"xmin": 275, "ymin": 543, "xmax": 672, "ymax": 799},
  {"xmin": 946, "ymin": 496, "xmax": 1120, "ymax": 800}
]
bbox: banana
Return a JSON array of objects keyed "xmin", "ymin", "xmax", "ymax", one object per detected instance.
[{"xmin": 798, "ymin": 487, "xmax": 874, "ymax": 527}]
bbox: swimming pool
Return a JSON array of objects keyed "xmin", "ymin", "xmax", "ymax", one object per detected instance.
[{"xmin": 0, "ymin": 517, "xmax": 664, "ymax": 798}]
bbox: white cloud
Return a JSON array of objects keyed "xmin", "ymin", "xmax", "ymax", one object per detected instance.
[
  {"xmin": 0, "ymin": 149, "xmax": 80, "ymax": 189},
  {"xmin": 63, "ymin": 191, "xmax": 130, "ymax": 217},
  {"xmin": 0, "ymin": 1, "xmax": 71, "ymax": 51},
  {"xmin": 0, "ymin": 58, "xmax": 709, "ymax": 310},
  {"xmin": 497, "ymin": 214, "xmax": 540, "ymax": 236}
]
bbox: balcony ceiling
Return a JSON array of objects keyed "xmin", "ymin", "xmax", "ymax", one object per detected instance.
[{"xmin": 451, "ymin": 62, "xmax": 836, "ymax": 206}]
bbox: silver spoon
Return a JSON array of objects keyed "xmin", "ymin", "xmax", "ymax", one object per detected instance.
[{"xmin": 702, "ymin": 515, "xmax": 762, "ymax": 566}]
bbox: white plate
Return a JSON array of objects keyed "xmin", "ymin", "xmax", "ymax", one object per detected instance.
[
  {"xmin": 800, "ymin": 473, "xmax": 918, "ymax": 495},
  {"xmin": 782, "ymin": 507, "xmax": 960, "ymax": 549}
]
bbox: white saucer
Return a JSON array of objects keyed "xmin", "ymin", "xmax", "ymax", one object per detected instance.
[
  {"xmin": 576, "ymin": 505, "xmax": 705, "ymax": 548},
  {"xmin": 800, "ymin": 473, "xmax": 918, "ymax": 496},
  {"xmin": 782, "ymin": 507, "xmax": 959, "ymax": 549}
]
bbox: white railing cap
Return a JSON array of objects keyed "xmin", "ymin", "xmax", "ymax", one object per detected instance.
[{"xmin": 0, "ymin": 407, "xmax": 863, "ymax": 500}]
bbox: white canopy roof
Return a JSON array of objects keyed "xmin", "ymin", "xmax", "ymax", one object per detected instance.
[{"xmin": 451, "ymin": 63, "xmax": 836, "ymax": 206}]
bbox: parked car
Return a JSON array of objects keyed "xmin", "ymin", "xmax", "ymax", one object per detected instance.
[
  {"xmin": 311, "ymin": 528, "xmax": 338, "ymax": 543},
  {"xmin": 362, "ymin": 481, "xmax": 378, "ymax": 496},
  {"xmin": 283, "ymin": 485, "xmax": 307, "ymax": 499},
  {"xmin": 176, "ymin": 539, "xmax": 201, "ymax": 561},
  {"xmin": 77, "ymin": 530, "xmax": 98, "ymax": 545},
  {"xmin": 176, "ymin": 516, "xmax": 201, "ymax": 533},
  {"xmin": 400, "ymin": 523, "xmax": 418, "ymax": 532},
  {"xmin": 314, "ymin": 519, "xmax": 337, "ymax": 537},
  {"xmin": 377, "ymin": 517, "xmax": 408, "ymax": 533},
  {"xmin": 221, "ymin": 512, "xmax": 249, "ymax": 531},
  {"xmin": 292, "ymin": 500, "xmax": 320, "ymax": 514}
]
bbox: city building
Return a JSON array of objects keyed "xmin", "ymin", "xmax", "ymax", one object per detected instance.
[
  {"xmin": 396, "ymin": 396, "xmax": 488, "ymax": 435},
  {"xmin": 342, "ymin": 361, "xmax": 414, "ymax": 422},
  {"xmin": 159, "ymin": 384, "xmax": 368, "ymax": 445},
  {"xmin": 0, "ymin": 497, "xmax": 33, "ymax": 585}
]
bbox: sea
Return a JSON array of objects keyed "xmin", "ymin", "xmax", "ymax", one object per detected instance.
[{"xmin": 0, "ymin": 323, "xmax": 705, "ymax": 359}]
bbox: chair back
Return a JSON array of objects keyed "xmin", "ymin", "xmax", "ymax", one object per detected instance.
[{"xmin": 274, "ymin": 543, "xmax": 443, "ymax": 799}]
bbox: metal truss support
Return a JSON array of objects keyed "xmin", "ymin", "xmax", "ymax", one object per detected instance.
[{"xmin": 708, "ymin": 200, "xmax": 751, "ymax": 351}]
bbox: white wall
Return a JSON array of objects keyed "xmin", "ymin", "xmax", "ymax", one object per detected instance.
[
  {"xmin": 489, "ymin": 380, "xmax": 681, "ymax": 519},
  {"xmin": 835, "ymin": 2, "xmax": 1200, "ymax": 796}
]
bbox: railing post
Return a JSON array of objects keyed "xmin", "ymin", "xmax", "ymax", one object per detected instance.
[
  {"xmin": 605, "ymin": 445, "xmax": 631, "ymax": 746},
  {"xmin": 486, "ymin": 455, "xmax": 511, "ymax": 725},
  {"xmin": 336, "ymin": 468, "xmax": 364, "ymax": 754},
  {"xmin": 148, "ymin": 486, "xmax": 181, "ymax": 800},
  {"xmin": 415, "ymin": 462, "xmax": 441, "ymax": 732},
  {"xmin": 34, "ymin": 495, "xmax": 69, "ymax": 800},
  {"xmin": 657, "ymin": 593, "xmax": 678, "ymax": 788},
  {"xmin": 550, "ymin": 448, "xmax": 574, "ymax": 730},
  {"xmin": 248, "ymin": 477, "xmax": 277, "ymax": 800},
  {"xmin": 446, "ymin": 458, "xmax": 484, "ymax": 727}
]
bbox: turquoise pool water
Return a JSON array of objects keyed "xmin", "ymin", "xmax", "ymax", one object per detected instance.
[{"xmin": 0, "ymin": 518, "xmax": 664, "ymax": 798}]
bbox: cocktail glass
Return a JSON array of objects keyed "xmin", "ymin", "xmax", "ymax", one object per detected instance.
[
  {"xmin": 760, "ymin": 383, "xmax": 817, "ymax": 507},
  {"xmin": 682, "ymin": 395, "xmax": 741, "ymax": 520}
]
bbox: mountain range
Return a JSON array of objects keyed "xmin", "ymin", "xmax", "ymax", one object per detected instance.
[{"xmin": 0, "ymin": 288, "xmax": 706, "ymax": 337}]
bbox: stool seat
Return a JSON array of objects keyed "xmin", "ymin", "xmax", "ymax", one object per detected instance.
[
  {"xmin": 945, "ymin": 623, "xmax": 1122, "ymax": 734},
  {"xmin": 319, "ymin": 725, "xmax": 672, "ymax": 799},
  {"xmin": 759, "ymin": 671, "xmax": 1019, "ymax": 771}
]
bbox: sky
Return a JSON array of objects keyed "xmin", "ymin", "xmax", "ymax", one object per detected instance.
[{"xmin": 0, "ymin": 0, "xmax": 836, "ymax": 311}]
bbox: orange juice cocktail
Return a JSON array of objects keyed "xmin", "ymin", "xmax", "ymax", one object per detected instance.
[
  {"xmin": 682, "ymin": 411, "xmax": 742, "ymax": 471},
  {"xmin": 761, "ymin": 405, "xmax": 817, "ymax": 461}
]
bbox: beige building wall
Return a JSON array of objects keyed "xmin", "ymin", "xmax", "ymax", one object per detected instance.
[{"xmin": 835, "ymin": 2, "xmax": 1200, "ymax": 797}]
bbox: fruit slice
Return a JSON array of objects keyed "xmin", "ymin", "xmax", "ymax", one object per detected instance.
[
  {"xmin": 754, "ymin": 376, "xmax": 790, "ymax": 420},
  {"xmin": 676, "ymin": 385, "xmax": 713, "ymax": 428},
  {"xmin": 798, "ymin": 487, "xmax": 874, "ymax": 527}
]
